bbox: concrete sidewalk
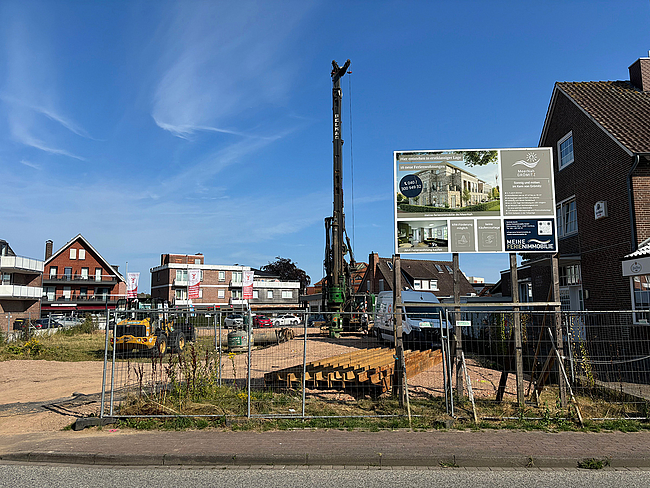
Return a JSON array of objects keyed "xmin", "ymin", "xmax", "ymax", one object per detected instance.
[{"xmin": 2, "ymin": 429, "xmax": 650, "ymax": 468}]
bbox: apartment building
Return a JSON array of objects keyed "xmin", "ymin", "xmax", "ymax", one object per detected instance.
[
  {"xmin": 150, "ymin": 253, "xmax": 301, "ymax": 312},
  {"xmin": 0, "ymin": 239, "xmax": 43, "ymax": 331}
]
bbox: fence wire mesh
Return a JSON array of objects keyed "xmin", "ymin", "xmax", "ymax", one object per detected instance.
[{"xmin": 100, "ymin": 307, "xmax": 650, "ymax": 422}]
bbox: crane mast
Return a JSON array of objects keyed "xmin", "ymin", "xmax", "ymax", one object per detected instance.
[{"xmin": 324, "ymin": 59, "xmax": 351, "ymax": 337}]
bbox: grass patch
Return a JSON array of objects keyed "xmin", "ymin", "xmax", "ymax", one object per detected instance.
[{"xmin": 0, "ymin": 330, "xmax": 107, "ymax": 361}]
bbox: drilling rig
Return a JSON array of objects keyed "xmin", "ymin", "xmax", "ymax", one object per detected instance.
[{"xmin": 322, "ymin": 59, "xmax": 369, "ymax": 337}]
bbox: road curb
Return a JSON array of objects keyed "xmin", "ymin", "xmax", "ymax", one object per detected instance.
[{"xmin": 3, "ymin": 451, "xmax": 650, "ymax": 468}]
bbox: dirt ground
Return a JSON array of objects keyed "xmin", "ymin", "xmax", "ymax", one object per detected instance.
[{"xmin": 0, "ymin": 330, "xmax": 517, "ymax": 435}]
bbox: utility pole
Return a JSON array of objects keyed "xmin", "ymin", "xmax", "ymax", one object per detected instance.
[{"xmin": 325, "ymin": 59, "xmax": 350, "ymax": 338}]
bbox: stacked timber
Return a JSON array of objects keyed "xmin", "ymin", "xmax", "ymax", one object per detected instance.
[{"xmin": 264, "ymin": 347, "xmax": 442, "ymax": 393}]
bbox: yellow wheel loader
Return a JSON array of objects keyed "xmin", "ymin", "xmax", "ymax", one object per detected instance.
[{"xmin": 111, "ymin": 298, "xmax": 187, "ymax": 357}]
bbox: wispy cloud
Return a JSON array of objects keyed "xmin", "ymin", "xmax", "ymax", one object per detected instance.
[
  {"xmin": 151, "ymin": 2, "xmax": 310, "ymax": 138},
  {"xmin": 2, "ymin": 7, "xmax": 89, "ymax": 160},
  {"xmin": 8, "ymin": 111, "xmax": 86, "ymax": 160},
  {"xmin": 19, "ymin": 159, "xmax": 40, "ymax": 170}
]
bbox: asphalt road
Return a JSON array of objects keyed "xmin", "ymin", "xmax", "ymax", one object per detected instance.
[{"xmin": 2, "ymin": 464, "xmax": 650, "ymax": 488}]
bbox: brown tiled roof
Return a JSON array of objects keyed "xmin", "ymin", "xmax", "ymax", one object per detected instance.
[
  {"xmin": 376, "ymin": 258, "xmax": 475, "ymax": 297},
  {"xmin": 557, "ymin": 81, "xmax": 650, "ymax": 154}
]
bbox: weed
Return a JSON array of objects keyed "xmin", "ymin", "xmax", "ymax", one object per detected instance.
[{"xmin": 577, "ymin": 458, "xmax": 610, "ymax": 469}]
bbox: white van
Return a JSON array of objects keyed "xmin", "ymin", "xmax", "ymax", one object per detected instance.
[{"xmin": 373, "ymin": 290, "xmax": 449, "ymax": 349}]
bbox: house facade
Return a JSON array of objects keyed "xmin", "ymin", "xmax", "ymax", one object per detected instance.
[
  {"xmin": 359, "ymin": 252, "xmax": 475, "ymax": 298},
  {"xmin": 0, "ymin": 239, "xmax": 43, "ymax": 330},
  {"xmin": 42, "ymin": 235, "xmax": 126, "ymax": 315},
  {"xmin": 502, "ymin": 56, "xmax": 650, "ymax": 316},
  {"xmin": 408, "ymin": 163, "xmax": 493, "ymax": 208},
  {"xmin": 150, "ymin": 253, "xmax": 301, "ymax": 313}
]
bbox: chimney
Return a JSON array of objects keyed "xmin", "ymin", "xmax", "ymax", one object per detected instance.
[
  {"xmin": 45, "ymin": 240, "xmax": 53, "ymax": 260},
  {"xmin": 629, "ymin": 56, "xmax": 650, "ymax": 91}
]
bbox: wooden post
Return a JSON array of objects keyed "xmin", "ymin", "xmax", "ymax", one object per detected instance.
[
  {"xmin": 509, "ymin": 253, "xmax": 525, "ymax": 406},
  {"xmin": 453, "ymin": 253, "xmax": 463, "ymax": 397},
  {"xmin": 551, "ymin": 253, "xmax": 567, "ymax": 407},
  {"xmin": 392, "ymin": 254, "xmax": 406, "ymax": 406}
]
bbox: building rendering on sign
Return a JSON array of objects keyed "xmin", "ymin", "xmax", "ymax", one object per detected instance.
[
  {"xmin": 0, "ymin": 239, "xmax": 43, "ymax": 330},
  {"xmin": 42, "ymin": 235, "xmax": 126, "ymax": 315},
  {"xmin": 150, "ymin": 253, "xmax": 301, "ymax": 313},
  {"xmin": 501, "ymin": 55, "xmax": 650, "ymax": 316},
  {"xmin": 407, "ymin": 163, "xmax": 493, "ymax": 208}
]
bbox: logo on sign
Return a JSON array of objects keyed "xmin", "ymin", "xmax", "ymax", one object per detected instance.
[
  {"xmin": 631, "ymin": 262, "xmax": 643, "ymax": 273},
  {"xmin": 512, "ymin": 152, "xmax": 541, "ymax": 168}
]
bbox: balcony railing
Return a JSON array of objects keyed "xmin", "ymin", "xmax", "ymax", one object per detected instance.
[
  {"xmin": 0, "ymin": 255, "xmax": 44, "ymax": 273},
  {"xmin": 0, "ymin": 285, "xmax": 43, "ymax": 299},
  {"xmin": 41, "ymin": 293, "xmax": 124, "ymax": 304},
  {"xmin": 43, "ymin": 274, "xmax": 118, "ymax": 283}
]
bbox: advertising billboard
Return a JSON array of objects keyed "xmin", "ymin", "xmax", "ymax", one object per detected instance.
[{"xmin": 394, "ymin": 148, "xmax": 557, "ymax": 254}]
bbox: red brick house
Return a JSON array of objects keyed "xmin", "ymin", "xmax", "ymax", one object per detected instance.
[
  {"xmin": 501, "ymin": 56, "xmax": 650, "ymax": 316},
  {"xmin": 42, "ymin": 234, "xmax": 126, "ymax": 315}
]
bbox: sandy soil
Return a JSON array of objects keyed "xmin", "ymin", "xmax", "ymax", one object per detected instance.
[{"xmin": 0, "ymin": 329, "xmax": 517, "ymax": 435}]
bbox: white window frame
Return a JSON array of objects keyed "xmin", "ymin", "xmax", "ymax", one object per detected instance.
[
  {"xmin": 281, "ymin": 290, "xmax": 292, "ymax": 299},
  {"xmin": 69, "ymin": 248, "xmax": 77, "ymax": 260},
  {"xmin": 78, "ymin": 249, "xmax": 86, "ymax": 260},
  {"xmin": 267, "ymin": 290, "xmax": 273, "ymax": 299},
  {"xmin": 253, "ymin": 290, "xmax": 259, "ymax": 299},
  {"xmin": 95, "ymin": 268, "xmax": 102, "ymax": 281},
  {"xmin": 430, "ymin": 280, "xmax": 439, "ymax": 291},
  {"xmin": 218, "ymin": 289, "xmax": 225, "ymax": 299},
  {"xmin": 558, "ymin": 131, "xmax": 574, "ymax": 170},
  {"xmin": 81, "ymin": 267, "xmax": 89, "ymax": 280},
  {"xmin": 232, "ymin": 271, "xmax": 242, "ymax": 283},
  {"xmin": 557, "ymin": 196, "xmax": 578, "ymax": 237},
  {"xmin": 631, "ymin": 275, "xmax": 650, "ymax": 324},
  {"xmin": 218, "ymin": 271, "xmax": 225, "ymax": 282},
  {"xmin": 50, "ymin": 267, "xmax": 57, "ymax": 279}
]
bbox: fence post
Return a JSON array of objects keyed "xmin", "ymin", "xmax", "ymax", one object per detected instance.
[
  {"xmin": 302, "ymin": 310, "xmax": 307, "ymax": 418},
  {"xmin": 551, "ymin": 253, "xmax": 567, "ymax": 407},
  {"xmin": 392, "ymin": 254, "xmax": 406, "ymax": 406},
  {"xmin": 509, "ymin": 253, "xmax": 525, "ymax": 406},
  {"xmin": 100, "ymin": 306, "xmax": 111, "ymax": 418},
  {"xmin": 453, "ymin": 253, "xmax": 463, "ymax": 398}
]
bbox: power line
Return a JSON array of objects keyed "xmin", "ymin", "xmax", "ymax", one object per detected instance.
[{"xmin": 347, "ymin": 71, "xmax": 355, "ymax": 250}]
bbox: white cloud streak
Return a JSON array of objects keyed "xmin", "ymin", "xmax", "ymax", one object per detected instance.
[
  {"xmin": 2, "ymin": 7, "xmax": 89, "ymax": 160},
  {"xmin": 151, "ymin": 1, "xmax": 309, "ymax": 138}
]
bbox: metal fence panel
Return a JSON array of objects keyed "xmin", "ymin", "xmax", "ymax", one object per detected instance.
[{"xmin": 100, "ymin": 307, "xmax": 650, "ymax": 421}]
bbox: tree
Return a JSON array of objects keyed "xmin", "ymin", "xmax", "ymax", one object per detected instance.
[
  {"xmin": 462, "ymin": 188, "xmax": 471, "ymax": 206},
  {"xmin": 462, "ymin": 150, "xmax": 498, "ymax": 167},
  {"xmin": 261, "ymin": 257, "xmax": 311, "ymax": 293}
]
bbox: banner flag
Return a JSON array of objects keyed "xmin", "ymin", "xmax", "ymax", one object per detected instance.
[
  {"xmin": 243, "ymin": 271, "xmax": 254, "ymax": 300},
  {"xmin": 188, "ymin": 269, "xmax": 201, "ymax": 299},
  {"xmin": 127, "ymin": 272, "xmax": 140, "ymax": 298}
]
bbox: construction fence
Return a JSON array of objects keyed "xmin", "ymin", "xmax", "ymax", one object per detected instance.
[{"xmin": 99, "ymin": 307, "xmax": 650, "ymax": 422}]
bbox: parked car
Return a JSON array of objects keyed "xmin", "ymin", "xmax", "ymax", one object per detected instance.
[
  {"xmin": 224, "ymin": 314, "xmax": 244, "ymax": 328},
  {"xmin": 253, "ymin": 315, "xmax": 272, "ymax": 328},
  {"xmin": 33, "ymin": 318, "xmax": 62, "ymax": 329},
  {"xmin": 273, "ymin": 314, "xmax": 301, "ymax": 326},
  {"xmin": 307, "ymin": 314, "xmax": 326, "ymax": 327}
]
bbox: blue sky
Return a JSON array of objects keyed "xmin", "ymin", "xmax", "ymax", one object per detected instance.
[{"xmin": 1, "ymin": 1, "xmax": 649, "ymax": 291}]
